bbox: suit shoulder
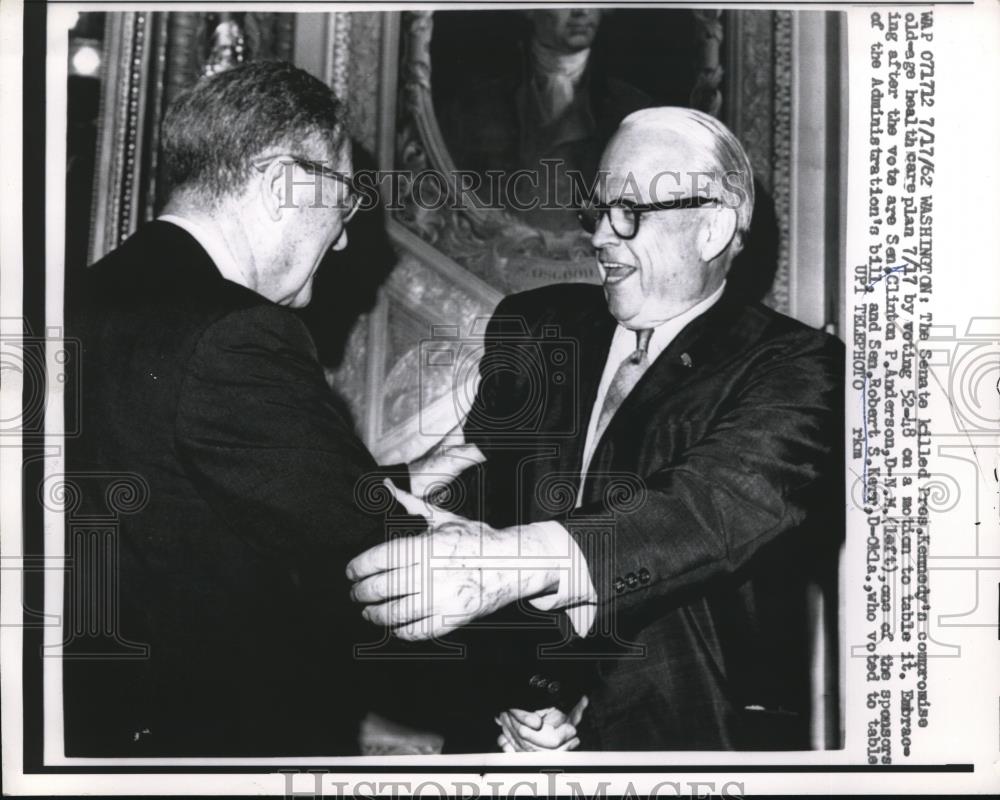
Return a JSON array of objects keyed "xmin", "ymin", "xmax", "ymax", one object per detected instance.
[
  {"xmin": 195, "ymin": 303, "xmax": 317, "ymax": 359},
  {"xmin": 495, "ymin": 283, "xmax": 604, "ymax": 322},
  {"xmin": 178, "ymin": 306, "xmax": 326, "ymax": 417},
  {"xmin": 744, "ymin": 302, "xmax": 844, "ymax": 360},
  {"xmin": 75, "ymin": 222, "xmax": 262, "ymax": 324}
]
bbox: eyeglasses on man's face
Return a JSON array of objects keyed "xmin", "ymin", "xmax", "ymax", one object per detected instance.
[
  {"xmin": 577, "ymin": 195, "xmax": 720, "ymax": 240},
  {"xmin": 252, "ymin": 155, "xmax": 361, "ymax": 223}
]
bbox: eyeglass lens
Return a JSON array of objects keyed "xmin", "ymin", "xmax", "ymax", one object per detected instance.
[{"xmin": 577, "ymin": 204, "xmax": 636, "ymax": 238}]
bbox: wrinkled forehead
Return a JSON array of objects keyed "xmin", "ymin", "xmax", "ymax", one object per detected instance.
[{"xmin": 598, "ymin": 128, "xmax": 713, "ymax": 203}]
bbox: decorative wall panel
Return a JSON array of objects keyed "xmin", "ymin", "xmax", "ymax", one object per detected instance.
[{"xmin": 723, "ymin": 9, "xmax": 794, "ymax": 313}]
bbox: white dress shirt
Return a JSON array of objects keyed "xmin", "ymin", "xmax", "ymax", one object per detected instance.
[{"xmin": 529, "ymin": 282, "xmax": 727, "ymax": 635}]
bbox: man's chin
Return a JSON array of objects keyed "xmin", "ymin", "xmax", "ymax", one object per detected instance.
[{"xmin": 603, "ymin": 292, "xmax": 640, "ymax": 326}]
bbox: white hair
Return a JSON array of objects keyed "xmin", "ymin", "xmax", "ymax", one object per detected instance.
[{"xmin": 618, "ymin": 106, "xmax": 755, "ymax": 248}]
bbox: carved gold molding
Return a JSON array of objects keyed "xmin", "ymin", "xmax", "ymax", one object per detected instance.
[
  {"xmin": 772, "ymin": 11, "xmax": 794, "ymax": 315},
  {"xmin": 724, "ymin": 10, "xmax": 793, "ymax": 314},
  {"xmin": 325, "ymin": 11, "xmax": 352, "ymax": 102},
  {"xmin": 89, "ymin": 12, "xmax": 155, "ymax": 262},
  {"xmin": 690, "ymin": 9, "xmax": 724, "ymax": 116}
]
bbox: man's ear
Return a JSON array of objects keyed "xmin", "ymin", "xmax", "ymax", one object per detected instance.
[
  {"xmin": 698, "ymin": 206, "xmax": 738, "ymax": 263},
  {"xmin": 258, "ymin": 159, "xmax": 288, "ymax": 222}
]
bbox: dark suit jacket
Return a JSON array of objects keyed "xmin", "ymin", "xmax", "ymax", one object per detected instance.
[
  {"xmin": 459, "ymin": 283, "xmax": 844, "ymax": 750},
  {"xmin": 64, "ymin": 221, "xmax": 416, "ymax": 756}
]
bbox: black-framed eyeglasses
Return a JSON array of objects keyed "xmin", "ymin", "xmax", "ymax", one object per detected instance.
[
  {"xmin": 577, "ymin": 196, "xmax": 719, "ymax": 240},
  {"xmin": 252, "ymin": 155, "xmax": 361, "ymax": 222}
]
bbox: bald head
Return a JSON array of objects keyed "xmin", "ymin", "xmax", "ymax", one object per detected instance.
[
  {"xmin": 601, "ymin": 107, "xmax": 755, "ymax": 247},
  {"xmin": 589, "ymin": 107, "xmax": 755, "ymax": 328}
]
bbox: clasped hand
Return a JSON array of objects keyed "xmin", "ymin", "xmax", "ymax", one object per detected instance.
[
  {"xmin": 346, "ymin": 484, "xmax": 558, "ymax": 640},
  {"xmin": 496, "ymin": 696, "xmax": 588, "ymax": 752}
]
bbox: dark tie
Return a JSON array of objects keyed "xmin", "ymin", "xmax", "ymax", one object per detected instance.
[{"xmin": 593, "ymin": 328, "xmax": 654, "ymax": 443}]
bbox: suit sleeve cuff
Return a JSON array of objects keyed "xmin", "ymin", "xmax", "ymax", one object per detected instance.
[{"xmin": 525, "ymin": 521, "xmax": 598, "ymax": 637}]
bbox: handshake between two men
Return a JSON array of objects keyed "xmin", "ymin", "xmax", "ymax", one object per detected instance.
[{"xmin": 346, "ymin": 432, "xmax": 590, "ymax": 753}]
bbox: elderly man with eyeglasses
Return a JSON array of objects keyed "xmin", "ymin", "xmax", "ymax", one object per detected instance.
[
  {"xmin": 63, "ymin": 61, "xmax": 479, "ymax": 757},
  {"xmin": 348, "ymin": 107, "xmax": 844, "ymax": 752}
]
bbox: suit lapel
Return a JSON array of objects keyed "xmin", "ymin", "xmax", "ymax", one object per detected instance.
[
  {"xmin": 555, "ymin": 297, "xmax": 616, "ymax": 478},
  {"xmin": 585, "ymin": 295, "xmax": 747, "ymax": 471}
]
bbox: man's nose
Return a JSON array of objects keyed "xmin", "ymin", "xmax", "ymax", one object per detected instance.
[{"xmin": 591, "ymin": 212, "xmax": 618, "ymax": 250}]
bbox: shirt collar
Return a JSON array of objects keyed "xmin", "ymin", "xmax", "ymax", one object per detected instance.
[{"xmin": 611, "ymin": 280, "xmax": 727, "ymax": 363}]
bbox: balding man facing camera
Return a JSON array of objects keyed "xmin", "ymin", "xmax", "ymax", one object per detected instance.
[{"xmin": 350, "ymin": 107, "xmax": 843, "ymax": 751}]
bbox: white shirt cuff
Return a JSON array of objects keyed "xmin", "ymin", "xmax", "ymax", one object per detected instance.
[{"xmin": 524, "ymin": 521, "xmax": 598, "ymax": 637}]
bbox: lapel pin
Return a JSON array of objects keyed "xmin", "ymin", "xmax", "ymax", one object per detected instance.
[{"xmin": 681, "ymin": 352, "xmax": 693, "ymax": 368}]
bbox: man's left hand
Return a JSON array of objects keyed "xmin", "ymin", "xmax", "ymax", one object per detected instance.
[{"xmin": 495, "ymin": 696, "xmax": 588, "ymax": 752}]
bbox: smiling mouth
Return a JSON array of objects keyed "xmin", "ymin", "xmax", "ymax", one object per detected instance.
[{"xmin": 600, "ymin": 262, "xmax": 638, "ymax": 286}]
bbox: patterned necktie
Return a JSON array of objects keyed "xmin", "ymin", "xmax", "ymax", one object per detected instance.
[{"xmin": 593, "ymin": 328, "xmax": 654, "ymax": 443}]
